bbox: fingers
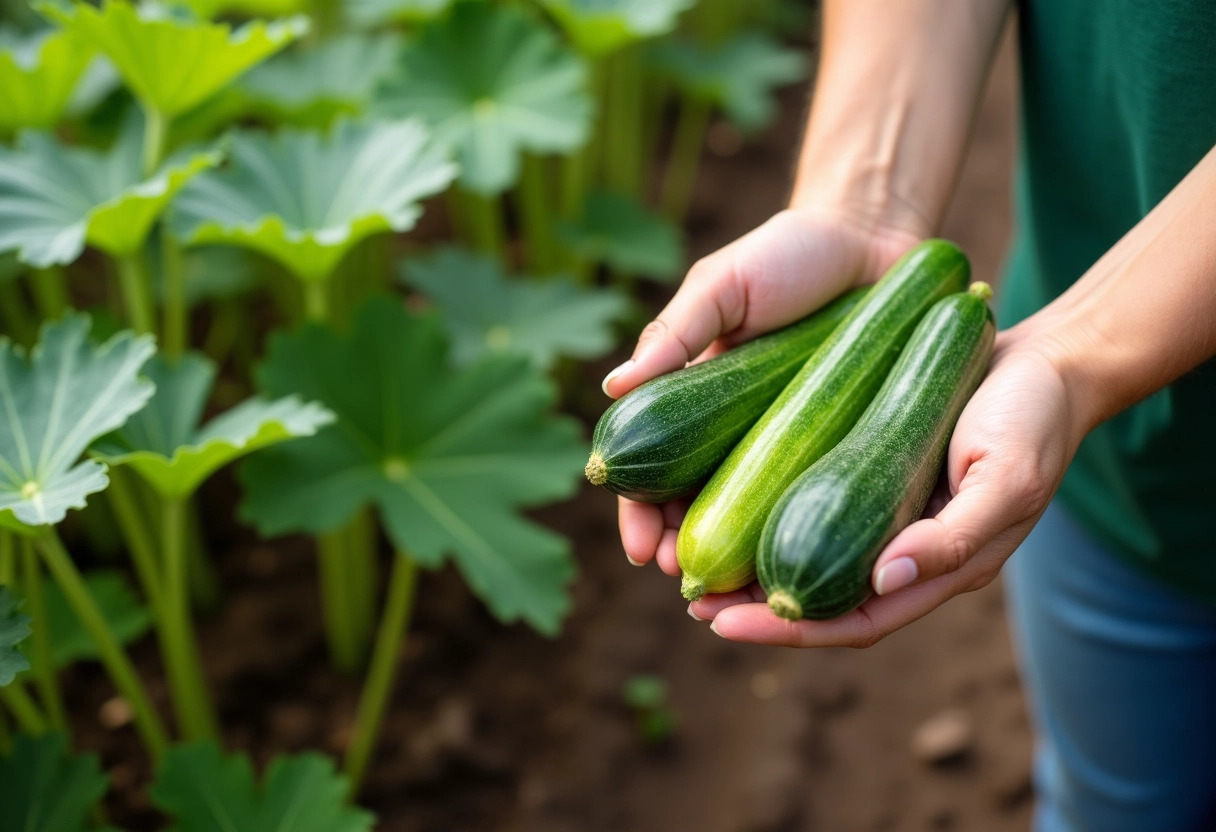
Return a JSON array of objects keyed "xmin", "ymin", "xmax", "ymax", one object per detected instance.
[
  {"xmin": 619, "ymin": 497, "xmax": 662, "ymax": 566},
  {"xmin": 602, "ymin": 257, "xmax": 743, "ymax": 398},
  {"xmin": 871, "ymin": 454, "xmax": 1045, "ymax": 596},
  {"xmin": 688, "ymin": 583, "xmax": 766, "ymax": 619}
]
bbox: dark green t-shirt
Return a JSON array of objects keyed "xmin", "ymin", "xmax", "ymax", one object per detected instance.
[{"xmin": 1002, "ymin": 0, "xmax": 1216, "ymax": 599}]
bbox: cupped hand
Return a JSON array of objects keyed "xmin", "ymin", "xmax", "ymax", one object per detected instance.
[
  {"xmin": 688, "ymin": 328, "xmax": 1085, "ymax": 647},
  {"xmin": 608, "ymin": 207, "xmax": 923, "ymax": 574}
]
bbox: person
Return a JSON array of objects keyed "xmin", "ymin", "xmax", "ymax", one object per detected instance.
[{"xmin": 600, "ymin": 2, "xmax": 1216, "ymax": 830}]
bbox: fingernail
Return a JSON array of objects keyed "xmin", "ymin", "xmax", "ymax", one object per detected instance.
[
  {"xmin": 875, "ymin": 557, "xmax": 919, "ymax": 596},
  {"xmin": 709, "ymin": 620, "xmax": 724, "ymax": 638},
  {"xmin": 687, "ymin": 605, "xmax": 703, "ymax": 621},
  {"xmin": 625, "ymin": 554, "xmax": 643, "ymax": 567},
  {"xmin": 601, "ymin": 360, "xmax": 634, "ymax": 396}
]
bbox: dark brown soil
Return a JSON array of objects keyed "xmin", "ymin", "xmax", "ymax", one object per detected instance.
[{"xmin": 63, "ymin": 23, "xmax": 1029, "ymax": 832}]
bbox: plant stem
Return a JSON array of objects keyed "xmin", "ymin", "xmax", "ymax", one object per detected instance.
[
  {"xmin": 185, "ymin": 504, "xmax": 220, "ymax": 612},
  {"xmin": 303, "ymin": 281, "xmax": 329, "ymax": 322},
  {"xmin": 344, "ymin": 554, "xmax": 418, "ymax": 794},
  {"xmin": 0, "ymin": 278, "xmax": 35, "ymax": 345},
  {"xmin": 317, "ymin": 528, "xmax": 363, "ymax": 673},
  {"xmin": 20, "ymin": 542, "xmax": 67, "ymax": 736},
  {"xmin": 142, "ymin": 109, "xmax": 167, "ymax": 178},
  {"xmin": 0, "ymin": 532, "xmax": 13, "ymax": 586},
  {"xmin": 660, "ymin": 96, "xmax": 713, "ymax": 223},
  {"xmin": 0, "ymin": 684, "xmax": 47, "ymax": 735},
  {"xmin": 517, "ymin": 154, "xmax": 556, "ymax": 273},
  {"xmin": 116, "ymin": 252, "xmax": 155, "ymax": 336},
  {"xmin": 453, "ymin": 186, "xmax": 505, "ymax": 260},
  {"xmin": 161, "ymin": 232, "xmax": 187, "ymax": 358},
  {"xmin": 606, "ymin": 48, "xmax": 643, "ymax": 197},
  {"xmin": 159, "ymin": 497, "xmax": 217, "ymax": 741},
  {"xmin": 36, "ymin": 528, "xmax": 168, "ymax": 759},
  {"xmin": 105, "ymin": 468, "xmax": 163, "ymax": 620},
  {"xmin": 347, "ymin": 509, "xmax": 378, "ymax": 661},
  {"xmin": 28, "ymin": 267, "xmax": 68, "ymax": 319}
]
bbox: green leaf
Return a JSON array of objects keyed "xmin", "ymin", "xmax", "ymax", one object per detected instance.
[
  {"xmin": 401, "ymin": 246, "xmax": 627, "ymax": 369},
  {"xmin": 0, "ymin": 733, "xmax": 111, "ymax": 831},
  {"xmin": 0, "ymin": 26, "xmax": 95, "ymax": 132},
  {"xmin": 172, "ymin": 119, "xmax": 456, "ymax": 282},
  {"xmin": 93, "ymin": 352, "xmax": 333, "ymax": 499},
  {"xmin": 0, "ymin": 315, "xmax": 155, "ymax": 527},
  {"xmin": 375, "ymin": 2, "xmax": 591, "ymax": 194},
  {"xmin": 240, "ymin": 32, "xmax": 402, "ymax": 127},
  {"xmin": 558, "ymin": 191, "xmax": 683, "ymax": 280},
  {"xmin": 652, "ymin": 31, "xmax": 806, "ymax": 130},
  {"xmin": 0, "ymin": 117, "xmax": 221, "ymax": 266},
  {"xmin": 43, "ymin": 0, "xmax": 308, "ymax": 117},
  {"xmin": 0, "ymin": 586, "xmax": 31, "ymax": 687},
  {"xmin": 347, "ymin": 0, "xmax": 452, "ymax": 29},
  {"xmin": 151, "ymin": 742, "xmax": 374, "ymax": 832},
  {"xmin": 239, "ymin": 298, "xmax": 585, "ymax": 635},
  {"xmin": 39, "ymin": 569, "xmax": 151, "ymax": 669},
  {"xmin": 539, "ymin": 0, "xmax": 694, "ymax": 56}
]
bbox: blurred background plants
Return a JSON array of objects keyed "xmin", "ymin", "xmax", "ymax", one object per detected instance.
[{"xmin": 0, "ymin": 0, "xmax": 806, "ymax": 825}]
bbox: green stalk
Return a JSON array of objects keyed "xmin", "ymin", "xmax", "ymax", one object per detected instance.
[
  {"xmin": 142, "ymin": 109, "xmax": 167, "ymax": 178},
  {"xmin": 317, "ymin": 529, "xmax": 363, "ymax": 673},
  {"xmin": 28, "ymin": 267, "xmax": 69, "ymax": 319},
  {"xmin": 559, "ymin": 146, "xmax": 590, "ymax": 219},
  {"xmin": 0, "ymin": 532, "xmax": 13, "ymax": 586},
  {"xmin": 116, "ymin": 252, "xmax": 155, "ymax": 335},
  {"xmin": 36, "ymin": 528, "xmax": 168, "ymax": 759},
  {"xmin": 0, "ymin": 684, "xmax": 47, "ymax": 735},
  {"xmin": 0, "ymin": 278, "xmax": 35, "ymax": 345},
  {"xmin": 516, "ymin": 154, "xmax": 557, "ymax": 273},
  {"xmin": 347, "ymin": 509, "xmax": 378, "ymax": 661},
  {"xmin": 159, "ymin": 497, "xmax": 217, "ymax": 741},
  {"xmin": 20, "ymin": 542, "xmax": 67, "ymax": 736},
  {"xmin": 606, "ymin": 48, "xmax": 644, "ymax": 197},
  {"xmin": 185, "ymin": 504, "xmax": 220, "ymax": 612},
  {"xmin": 344, "ymin": 554, "xmax": 418, "ymax": 794},
  {"xmin": 161, "ymin": 232, "xmax": 187, "ymax": 358},
  {"xmin": 660, "ymin": 96, "xmax": 713, "ymax": 223},
  {"xmin": 453, "ymin": 187, "xmax": 505, "ymax": 259},
  {"xmin": 105, "ymin": 468, "xmax": 163, "ymax": 619},
  {"xmin": 303, "ymin": 280, "xmax": 329, "ymax": 322},
  {"xmin": 201, "ymin": 299, "xmax": 243, "ymax": 366}
]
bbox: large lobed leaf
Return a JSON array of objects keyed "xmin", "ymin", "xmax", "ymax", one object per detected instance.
[
  {"xmin": 0, "ymin": 315, "xmax": 155, "ymax": 527},
  {"xmin": 151, "ymin": 742, "xmax": 374, "ymax": 832},
  {"xmin": 172, "ymin": 119, "xmax": 456, "ymax": 282},
  {"xmin": 376, "ymin": 1, "xmax": 591, "ymax": 195},
  {"xmin": 44, "ymin": 0, "xmax": 307, "ymax": 117},
  {"xmin": 173, "ymin": 0, "xmax": 308, "ymax": 20},
  {"xmin": 0, "ymin": 586, "xmax": 31, "ymax": 687},
  {"xmin": 0, "ymin": 734, "xmax": 111, "ymax": 832},
  {"xmin": 0, "ymin": 26, "xmax": 95, "ymax": 132},
  {"xmin": 239, "ymin": 298, "xmax": 586, "ymax": 634},
  {"xmin": 347, "ymin": 0, "xmax": 452, "ymax": 29},
  {"xmin": 93, "ymin": 352, "xmax": 333, "ymax": 499},
  {"xmin": 651, "ymin": 31, "xmax": 807, "ymax": 131},
  {"xmin": 401, "ymin": 246, "xmax": 627, "ymax": 369},
  {"xmin": 0, "ymin": 116, "xmax": 221, "ymax": 266},
  {"xmin": 540, "ymin": 0, "xmax": 695, "ymax": 56},
  {"xmin": 240, "ymin": 32, "xmax": 403, "ymax": 127},
  {"xmin": 558, "ymin": 191, "xmax": 683, "ymax": 280}
]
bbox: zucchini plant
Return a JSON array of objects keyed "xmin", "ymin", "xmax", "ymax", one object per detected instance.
[{"xmin": 0, "ymin": 0, "xmax": 814, "ymax": 823}]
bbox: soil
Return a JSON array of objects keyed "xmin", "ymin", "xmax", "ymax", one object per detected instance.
[{"xmin": 61, "ymin": 21, "xmax": 1029, "ymax": 832}]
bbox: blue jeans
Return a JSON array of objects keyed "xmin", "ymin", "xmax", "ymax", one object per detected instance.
[{"xmin": 1005, "ymin": 502, "xmax": 1216, "ymax": 832}]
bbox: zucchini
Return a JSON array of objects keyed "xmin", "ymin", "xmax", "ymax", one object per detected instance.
[
  {"xmin": 586, "ymin": 289, "xmax": 867, "ymax": 502},
  {"xmin": 759, "ymin": 282, "xmax": 996, "ymax": 620},
  {"xmin": 676, "ymin": 240, "xmax": 970, "ymax": 600}
]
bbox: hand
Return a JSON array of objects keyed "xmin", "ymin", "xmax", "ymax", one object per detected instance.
[
  {"xmin": 607, "ymin": 206, "xmax": 924, "ymax": 574},
  {"xmin": 688, "ymin": 328, "xmax": 1085, "ymax": 647}
]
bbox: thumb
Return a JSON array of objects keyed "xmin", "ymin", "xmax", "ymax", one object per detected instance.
[
  {"xmin": 870, "ymin": 457, "xmax": 1046, "ymax": 596},
  {"xmin": 602, "ymin": 258, "xmax": 743, "ymax": 398}
]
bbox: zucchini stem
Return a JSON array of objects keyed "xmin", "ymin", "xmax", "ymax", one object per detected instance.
[
  {"xmin": 584, "ymin": 452, "xmax": 607, "ymax": 486},
  {"xmin": 969, "ymin": 281, "xmax": 993, "ymax": 301},
  {"xmin": 680, "ymin": 574, "xmax": 705, "ymax": 602},
  {"xmin": 767, "ymin": 590, "xmax": 803, "ymax": 621}
]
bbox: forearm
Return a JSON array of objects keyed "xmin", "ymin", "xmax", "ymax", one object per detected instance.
[
  {"xmin": 791, "ymin": 0, "xmax": 1011, "ymax": 238},
  {"xmin": 1024, "ymin": 143, "xmax": 1216, "ymax": 437}
]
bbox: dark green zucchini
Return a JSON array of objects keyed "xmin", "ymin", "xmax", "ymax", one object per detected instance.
[
  {"xmin": 676, "ymin": 240, "xmax": 971, "ymax": 601},
  {"xmin": 585, "ymin": 289, "xmax": 867, "ymax": 503},
  {"xmin": 759, "ymin": 282, "xmax": 996, "ymax": 620}
]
